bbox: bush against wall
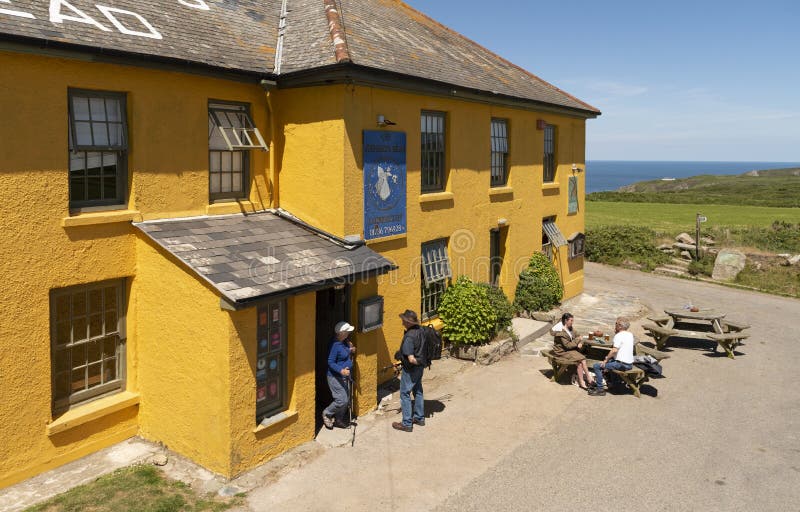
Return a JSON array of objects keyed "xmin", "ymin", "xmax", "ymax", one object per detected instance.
[
  {"xmin": 585, "ymin": 225, "xmax": 670, "ymax": 271},
  {"xmin": 438, "ymin": 276, "xmax": 497, "ymax": 345},
  {"xmin": 476, "ymin": 283, "xmax": 514, "ymax": 335},
  {"xmin": 513, "ymin": 252, "xmax": 563, "ymax": 313}
]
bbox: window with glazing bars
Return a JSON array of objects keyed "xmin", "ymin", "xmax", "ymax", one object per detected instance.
[
  {"xmin": 256, "ymin": 300, "xmax": 287, "ymax": 423},
  {"xmin": 543, "ymin": 124, "xmax": 556, "ymax": 183},
  {"xmin": 490, "ymin": 118, "xmax": 509, "ymax": 186},
  {"xmin": 209, "ymin": 102, "xmax": 252, "ymax": 200},
  {"xmin": 68, "ymin": 90, "xmax": 127, "ymax": 207},
  {"xmin": 421, "ymin": 111, "xmax": 446, "ymax": 192},
  {"xmin": 421, "ymin": 239, "xmax": 451, "ymax": 318},
  {"xmin": 50, "ymin": 280, "xmax": 125, "ymax": 414}
]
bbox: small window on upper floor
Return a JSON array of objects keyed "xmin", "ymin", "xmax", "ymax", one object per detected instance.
[
  {"xmin": 543, "ymin": 124, "xmax": 556, "ymax": 183},
  {"xmin": 68, "ymin": 89, "xmax": 128, "ymax": 208},
  {"xmin": 208, "ymin": 102, "xmax": 267, "ymax": 201},
  {"xmin": 421, "ymin": 111, "xmax": 446, "ymax": 192},
  {"xmin": 490, "ymin": 118, "xmax": 509, "ymax": 187}
]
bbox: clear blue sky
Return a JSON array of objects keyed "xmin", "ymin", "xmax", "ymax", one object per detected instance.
[{"xmin": 403, "ymin": 0, "xmax": 800, "ymax": 162}]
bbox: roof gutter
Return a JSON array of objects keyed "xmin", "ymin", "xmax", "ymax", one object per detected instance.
[
  {"xmin": 219, "ymin": 264, "xmax": 396, "ymax": 311},
  {"xmin": 278, "ymin": 62, "xmax": 601, "ymax": 119},
  {"xmin": 273, "ymin": 208, "xmax": 365, "ymax": 248}
]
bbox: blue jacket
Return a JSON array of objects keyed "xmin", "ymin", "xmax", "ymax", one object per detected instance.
[{"xmin": 327, "ymin": 337, "xmax": 352, "ymax": 378}]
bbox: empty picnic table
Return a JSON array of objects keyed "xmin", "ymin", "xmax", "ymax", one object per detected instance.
[{"xmin": 663, "ymin": 308, "xmax": 726, "ymax": 334}]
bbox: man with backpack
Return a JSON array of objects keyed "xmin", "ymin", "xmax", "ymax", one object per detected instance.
[{"xmin": 392, "ymin": 309, "xmax": 427, "ymax": 432}]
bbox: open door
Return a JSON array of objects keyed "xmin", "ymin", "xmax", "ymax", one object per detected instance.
[{"xmin": 315, "ymin": 286, "xmax": 350, "ymax": 432}]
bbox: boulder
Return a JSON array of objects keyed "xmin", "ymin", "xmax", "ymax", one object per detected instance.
[
  {"xmin": 788, "ymin": 255, "xmax": 800, "ymax": 266},
  {"xmin": 680, "ymin": 250, "xmax": 693, "ymax": 260},
  {"xmin": 700, "ymin": 236, "xmax": 715, "ymax": 246},
  {"xmin": 673, "ymin": 242, "xmax": 696, "ymax": 251},
  {"xmin": 531, "ymin": 312, "xmax": 555, "ymax": 322},
  {"xmin": 777, "ymin": 253, "xmax": 791, "ymax": 259},
  {"xmin": 712, "ymin": 249, "xmax": 746, "ymax": 281},
  {"xmin": 676, "ymin": 232, "xmax": 695, "ymax": 244},
  {"xmin": 658, "ymin": 243, "xmax": 674, "ymax": 252}
]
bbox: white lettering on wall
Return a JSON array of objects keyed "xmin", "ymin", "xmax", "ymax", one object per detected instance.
[
  {"xmin": 96, "ymin": 5, "xmax": 162, "ymax": 39},
  {"xmin": 49, "ymin": 0, "xmax": 110, "ymax": 31},
  {"xmin": 0, "ymin": 0, "xmax": 35, "ymax": 19},
  {"xmin": 178, "ymin": 0, "xmax": 210, "ymax": 11}
]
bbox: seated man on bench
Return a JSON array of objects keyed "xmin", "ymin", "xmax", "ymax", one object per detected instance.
[{"xmin": 589, "ymin": 317, "xmax": 635, "ymax": 397}]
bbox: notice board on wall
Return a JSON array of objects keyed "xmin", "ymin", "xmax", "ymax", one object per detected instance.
[{"xmin": 363, "ymin": 130, "xmax": 407, "ymax": 240}]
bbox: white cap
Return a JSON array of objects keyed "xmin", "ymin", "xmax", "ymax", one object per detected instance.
[{"xmin": 335, "ymin": 321, "xmax": 355, "ymax": 334}]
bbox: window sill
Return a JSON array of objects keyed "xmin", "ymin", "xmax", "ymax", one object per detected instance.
[
  {"xmin": 253, "ymin": 409, "xmax": 298, "ymax": 433},
  {"xmin": 206, "ymin": 200, "xmax": 260, "ymax": 216},
  {"xmin": 488, "ymin": 186, "xmax": 513, "ymax": 197},
  {"xmin": 365, "ymin": 233, "xmax": 407, "ymax": 245},
  {"xmin": 419, "ymin": 191, "xmax": 454, "ymax": 204},
  {"xmin": 62, "ymin": 209, "xmax": 142, "ymax": 228},
  {"xmin": 542, "ymin": 182, "xmax": 560, "ymax": 190},
  {"xmin": 47, "ymin": 391, "xmax": 140, "ymax": 436}
]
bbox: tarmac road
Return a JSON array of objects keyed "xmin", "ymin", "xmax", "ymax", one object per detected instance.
[{"xmin": 247, "ymin": 263, "xmax": 800, "ymax": 512}]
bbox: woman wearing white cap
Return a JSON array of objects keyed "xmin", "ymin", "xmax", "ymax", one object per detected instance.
[{"xmin": 322, "ymin": 321, "xmax": 356, "ymax": 429}]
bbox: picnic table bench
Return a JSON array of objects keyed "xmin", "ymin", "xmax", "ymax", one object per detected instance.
[
  {"xmin": 642, "ymin": 322, "xmax": 678, "ymax": 351},
  {"xmin": 541, "ymin": 342, "xmax": 669, "ymax": 398},
  {"xmin": 721, "ymin": 319, "xmax": 750, "ymax": 333},
  {"xmin": 707, "ymin": 332, "xmax": 750, "ymax": 359}
]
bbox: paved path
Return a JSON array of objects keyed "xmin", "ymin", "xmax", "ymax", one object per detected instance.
[
  {"xmin": 4, "ymin": 263, "xmax": 799, "ymax": 511},
  {"xmin": 246, "ymin": 263, "xmax": 800, "ymax": 512}
]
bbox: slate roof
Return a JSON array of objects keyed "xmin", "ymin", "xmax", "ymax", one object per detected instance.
[
  {"xmin": 0, "ymin": 0, "xmax": 280, "ymax": 74},
  {"xmin": 1, "ymin": 1, "xmax": 597, "ymax": 114},
  {"xmin": 134, "ymin": 210, "xmax": 395, "ymax": 309},
  {"xmin": 282, "ymin": 1, "xmax": 599, "ymax": 114}
]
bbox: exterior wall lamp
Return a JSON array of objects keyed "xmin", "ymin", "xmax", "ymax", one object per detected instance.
[{"xmin": 377, "ymin": 115, "xmax": 396, "ymax": 127}]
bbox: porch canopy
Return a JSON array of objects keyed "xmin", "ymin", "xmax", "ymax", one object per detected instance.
[{"xmin": 134, "ymin": 210, "xmax": 395, "ymax": 310}]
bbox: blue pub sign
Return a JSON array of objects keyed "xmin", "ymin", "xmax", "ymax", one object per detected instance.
[{"xmin": 363, "ymin": 130, "xmax": 407, "ymax": 240}]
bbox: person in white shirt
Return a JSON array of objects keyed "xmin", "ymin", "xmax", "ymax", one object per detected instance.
[{"xmin": 589, "ymin": 317, "xmax": 635, "ymax": 396}]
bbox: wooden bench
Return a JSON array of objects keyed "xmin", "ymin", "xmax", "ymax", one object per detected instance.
[
  {"xmin": 707, "ymin": 332, "xmax": 749, "ymax": 359},
  {"xmin": 647, "ymin": 315, "xmax": 672, "ymax": 328},
  {"xmin": 604, "ymin": 342, "xmax": 671, "ymax": 398},
  {"xmin": 642, "ymin": 323, "xmax": 677, "ymax": 350},
  {"xmin": 541, "ymin": 349, "xmax": 593, "ymax": 384},
  {"xmin": 721, "ymin": 319, "xmax": 750, "ymax": 333}
]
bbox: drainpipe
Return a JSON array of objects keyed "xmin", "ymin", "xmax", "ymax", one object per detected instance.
[{"xmin": 261, "ymin": 81, "xmax": 278, "ymax": 208}]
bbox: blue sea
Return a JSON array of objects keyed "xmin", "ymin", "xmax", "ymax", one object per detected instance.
[{"xmin": 586, "ymin": 161, "xmax": 800, "ymax": 193}]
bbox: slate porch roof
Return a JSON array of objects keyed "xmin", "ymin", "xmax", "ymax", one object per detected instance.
[
  {"xmin": 134, "ymin": 210, "xmax": 396, "ymax": 309},
  {"xmin": 0, "ymin": 0, "xmax": 598, "ymax": 115}
]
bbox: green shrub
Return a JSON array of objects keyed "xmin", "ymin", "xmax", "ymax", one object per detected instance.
[
  {"xmin": 708, "ymin": 221, "xmax": 800, "ymax": 253},
  {"xmin": 585, "ymin": 225, "xmax": 670, "ymax": 271},
  {"xmin": 513, "ymin": 252, "xmax": 563, "ymax": 313},
  {"xmin": 687, "ymin": 254, "xmax": 715, "ymax": 276},
  {"xmin": 438, "ymin": 276, "xmax": 498, "ymax": 345},
  {"xmin": 476, "ymin": 283, "xmax": 514, "ymax": 335}
]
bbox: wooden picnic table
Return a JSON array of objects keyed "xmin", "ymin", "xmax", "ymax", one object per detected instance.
[
  {"xmin": 663, "ymin": 308, "xmax": 726, "ymax": 334},
  {"xmin": 541, "ymin": 338, "xmax": 668, "ymax": 397}
]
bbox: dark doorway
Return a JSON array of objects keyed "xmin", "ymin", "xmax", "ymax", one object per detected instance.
[
  {"xmin": 315, "ymin": 286, "xmax": 350, "ymax": 432},
  {"xmin": 490, "ymin": 227, "xmax": 507, "ymax": 287}
]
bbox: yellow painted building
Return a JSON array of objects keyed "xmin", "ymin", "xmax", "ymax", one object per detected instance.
[{"xmin": 0, "ymin": 0, "xmax": 598, "ymax": 487}]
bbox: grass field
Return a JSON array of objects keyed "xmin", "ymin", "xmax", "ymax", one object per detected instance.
[
  {"xmin": 586, "ymin": 201, "xmax": 800, "ymax": 233},
  {"xmin": 587, "ymin": 168, "xmax": 800, "ymax": 207}
]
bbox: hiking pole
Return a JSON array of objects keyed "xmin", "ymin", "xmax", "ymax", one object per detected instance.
[
  {"xmin": 348, "ymin": 342, "xmax": 357, "ymax": 447},
  {"xmin": 349, "ymin": 362, "xmax": 357, "ymax": 447}
]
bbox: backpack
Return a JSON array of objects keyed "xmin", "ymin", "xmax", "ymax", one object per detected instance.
[{"xmin": 418, "ymin": 324, "xmax": 442, "ymax": 368}]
